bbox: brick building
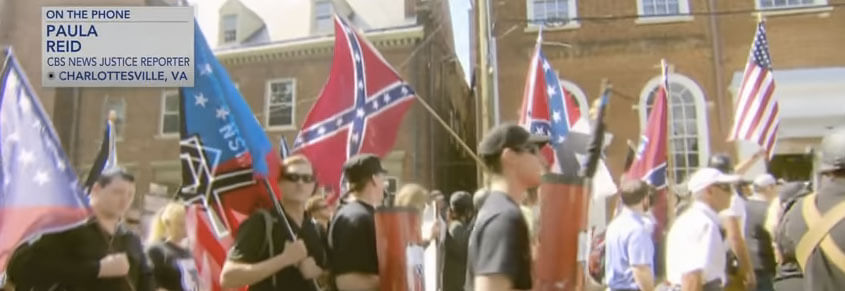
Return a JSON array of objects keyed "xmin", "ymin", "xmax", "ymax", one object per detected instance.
[
  {"xmin": 490, "ymin": 0, "xmax": 845, "ymax": 187},
  {"xmin": 1, "ymin": 0, "xmax": 476, "ymax": 226}
]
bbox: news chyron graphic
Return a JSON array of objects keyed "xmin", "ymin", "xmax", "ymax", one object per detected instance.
[{"xmin": 42, "ymin": 7, "xmax": 194, "ymax": 87}]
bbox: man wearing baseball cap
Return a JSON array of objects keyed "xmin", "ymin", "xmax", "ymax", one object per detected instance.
[
  {"xmin": 327, "ymin": 154, "xmax": 388, "ymax": 291},
  {"xmin": 666, "ymin": 167, "xmax": 741, "ymax": 291},
  {"xmin": 465, "ymin": 123, "xmax": 548, "ymax": 291}
]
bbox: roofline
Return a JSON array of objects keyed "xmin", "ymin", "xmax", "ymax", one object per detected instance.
[{"xmin": 215, "ymin": 24, "xmax": 424, "ymax": 65}]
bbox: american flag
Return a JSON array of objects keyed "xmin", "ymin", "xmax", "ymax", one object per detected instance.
[
  {"xmin": 294, "ymin": 15, "xmax": 415, "ymax": 202},
  {"xmin": 729, "ymin": 21, "xmax": 779, "ymax": 158},
  {"xmin": 0, "ymin": 48, "xmax": 89, "ymax": 273}
]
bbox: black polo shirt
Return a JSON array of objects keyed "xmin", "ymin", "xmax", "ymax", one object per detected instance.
[
  {"xmin": 7, "ymin": 217, "xmax": 154, "ymax": 291},
  {"xmin": 327, "ymin": 200, "xmax": 379, "ymax": 275},
  {"xmin": 227, "ymin": 209, "xmax": 326, "ymax": 291},
  {"xmin": 465, "ymin": 191, "xmax": 532, "ymax": 290}
]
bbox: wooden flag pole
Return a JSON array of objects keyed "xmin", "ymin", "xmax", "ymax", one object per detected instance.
[
  {"xmin": 413, "ymin": 94, "xmax": 487, "ymax": 171},
  {"xmin": 661, "ymin": 59, "xmax": 680, "ymax": 228}
]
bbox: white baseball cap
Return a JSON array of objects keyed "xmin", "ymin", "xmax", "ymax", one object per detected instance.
[
  {"xmin": 687, "ymin": 167, "xmax": 741, "ymax": 194},
  {"xmin": 753, "ymin": 174, "xmax": 777, "ymax": 187}
]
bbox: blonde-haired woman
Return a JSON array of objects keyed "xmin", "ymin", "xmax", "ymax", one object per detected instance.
[{"xmin": 146, "ymin": 202, "xmax": 199, "ymax": 291}]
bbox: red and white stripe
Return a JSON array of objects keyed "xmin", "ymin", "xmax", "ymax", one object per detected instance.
[{"xmin": 729, "ymin": 33, "xmax": 779, "ymax": 158}]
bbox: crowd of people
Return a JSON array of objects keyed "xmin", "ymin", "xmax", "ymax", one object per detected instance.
[
  {"xmin": 3, "ymin": 125, "xmax": 845, "ymax": 291},
  {"xmin": 604, "ymin": 128, "xmax": 845, "ymax": 291}
]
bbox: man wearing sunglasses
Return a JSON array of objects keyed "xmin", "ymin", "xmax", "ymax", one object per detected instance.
[
  {"xmin": 466, "ymin": 123, "xmax": 548, "ymax": 291},
  {"xmin": 328, "ymin": 154, "xmax": 388, "ymax": 291},
  {"xmin": 666, "ymin": 168, "xmax": 741, "ymax": 291},
  {"xmin": 221, "ymin": 155, "xmax": 326, "ymax": 291}
]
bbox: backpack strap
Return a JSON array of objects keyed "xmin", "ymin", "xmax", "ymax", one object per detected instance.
[
  {"xmin": 255, "ymin": 209, "xmax": 278, "ymax": 287},
  {"xmin": 796, "ymin": 193, "xmax": 845, "ymax": 273}
]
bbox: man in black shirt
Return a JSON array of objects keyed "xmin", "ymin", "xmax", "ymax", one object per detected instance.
[
  {"xmin": 220, "ymin": 155, "xmax": 326, "ymax": 290},
  {"xmin": 328, "ymin": 154, "xmax": 387, "ymax": 291},
  {"xmin": 443, "ymin": 191, "xmax": 474, "ymax": 291},
  {"xmin": 7, "ymin": 168, "xmax": 154, "ymax": 291},
  {"xmin": 745, "ymin": 174, "xmax": 778, "ymax": 291},
  {"xmin": 466, "ymin": 123, "xmax": 548, "ymax": 291}
]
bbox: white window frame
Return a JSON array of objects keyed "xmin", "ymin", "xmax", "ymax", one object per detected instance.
[
  {"xmin": 756, "ymin": 0, "xmax": 827, "ymax": 10},
  {"xmin": 222, "ymin": 14, "xmax": 238, "ymax": 43},
  {"xmin": 635, "ymin": 0, "xmax": 693, "ymax": 24},
  {"xmin": 265, "ymin": 78, "xmax": 297, "ymax": 130},
  {"xmin": 525, "ymin": 0, "xmax": 580, "ymax": 30},
  {"xmin": 313, "ymin": 0, "xmax": 334, "ymax": 34},
  {"xmin": 559, "ymin": 79, "xmax": 589, "ymax": 120},
  {"xmin": 159, "ymin": 89, "xmax": 180, "ymax": 137},
  {"xmin": 638, "ymin": 73, "xmax": 710, "ymax": 184}
]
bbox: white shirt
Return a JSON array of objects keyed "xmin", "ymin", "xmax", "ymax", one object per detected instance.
[
  {"xmin": 719, "ymin": 193, "xmax": 747, "ymax": 237},
  {"xmin": 666, "ymin": 201, "xmax": 727, "ymax": 286}
]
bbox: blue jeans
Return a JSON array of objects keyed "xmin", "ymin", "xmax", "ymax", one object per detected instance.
[{"xmin": 756, "ymin": 271, "xmax": 775, "ymax": 291}]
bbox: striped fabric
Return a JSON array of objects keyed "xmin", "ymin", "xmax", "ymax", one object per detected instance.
[{"xmin": 729, "ymin": 21, "xmax": 780, "ymax": 158}]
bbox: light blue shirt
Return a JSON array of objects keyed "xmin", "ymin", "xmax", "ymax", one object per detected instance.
[{"xmin": 605, "ymin": 207, "xmax": 655, "ymax": 290}]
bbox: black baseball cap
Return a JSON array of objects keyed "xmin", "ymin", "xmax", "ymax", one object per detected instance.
[
  {"xmin": 342, "ymin": 154, "xmax": 388, "ymax": 185},
  {"xmin": 478, "ymin": 123, "xmax": 549, "ymax": 157}
]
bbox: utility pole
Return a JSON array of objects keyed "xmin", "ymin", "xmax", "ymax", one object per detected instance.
[{"xmin": 476, "ymin": 0, "xmax": 492, "ymax": 186}]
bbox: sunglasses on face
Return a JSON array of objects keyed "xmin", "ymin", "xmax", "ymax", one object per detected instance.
[{"xmin": 282, "ymin": 173, "xmax": 315, "ymax": 183}]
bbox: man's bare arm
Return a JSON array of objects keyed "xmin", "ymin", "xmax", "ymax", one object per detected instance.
[
  {"xmin": 681, "ymin": 270, "xmax": 703, "ymax": 291},
  {"xmin": 474, "ymin": 274, "xmax": 514, "ymax": 291},
  {"xmin": 723, "ymin": 217, "xmax": 756, "ymax": 289},
  {"xmin": 335, "ymin": 273, "xmax": 380, "ymax": 291},
  {"xmin": 631, "ymin": 264, "xmax": 655, "ymax": 291},
  {"xmin": 219, "ymin": 254, "xmax": 299, "ymax": 288}
]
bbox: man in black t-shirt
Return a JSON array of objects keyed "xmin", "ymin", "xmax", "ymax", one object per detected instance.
[
  {"xmin": 7, "ymin": 169, "xmax": 154, "ymax": 291},
  {"xmin": 220, "ymin": 155, "xmax": 326, "ymax": 291},
  {"xmin": 466, "ymin": 123, "xmax": 548, "ymax": 291},
  {"xmin": 328, "ymin": 154, "xmax": 388, "ymax": 291}
]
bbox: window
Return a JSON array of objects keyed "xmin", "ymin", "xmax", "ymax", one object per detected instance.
[
  {"xmin": 527, "ymin": 0, "xmax": 578, "ymax": 27},
  {"xmin": 266, "ymin": 79, "xmax": 296, "ymax": 128},
  {"xmin": 103, "ymin": 97, "xmax": 126, "ymax": 138},
  {"xmin": 639, "ymin": 74, "xmax": 709, "ymax": 184},
  {"xmin": 559, "ymin": 79, "xmax": 589, "ymax": 120},
  {"xmin": 160, "ymin": 90, "xmax": 180, "ymax": 136},
  {"xmin": 758, "ymin": 0, "xmax": 824, "ymax": 9},
  {"xmin": 222, "ymin": 14, "xmax": 237, "ymax": 43},
  {"xmin": 638, "ymin": 0, "xmax": 690, "ymax": 17},
  {"xmin": 314, "ymin": 0, "xmax": 333, "ymax": 33}
]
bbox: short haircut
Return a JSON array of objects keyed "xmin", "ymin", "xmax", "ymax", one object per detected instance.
[
  {"xmin": 482, "ymin": 154, "xmax": 503, "ymax": 174},
  {"xmin": 95, "ymin": 168, "xmax": 135, "ymax": 188},
  {"xmin": 619, "ymin": 179, "xmax": 651, "ymax": 206}
]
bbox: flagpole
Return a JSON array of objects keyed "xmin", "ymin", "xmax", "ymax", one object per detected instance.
[
  {"xmin": 413, "ymin": 94, "xmax": 487, "ymax": 170},
  {"xmin": 661, "ymin": 59, "xmax": 679, "ymax": 226},
  {"xmin": 260, "ymin": 179, "xmax": 323, "ymax": 290}
]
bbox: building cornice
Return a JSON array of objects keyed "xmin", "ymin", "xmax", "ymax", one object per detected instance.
[{"xmin": 215, "ymin": 25, "xmax": 424, "ymax": 65}]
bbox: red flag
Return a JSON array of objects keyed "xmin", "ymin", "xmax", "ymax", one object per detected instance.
[
  {"xmin": 728, "ymin": 21, "xmax": 779, "ymax": 158},
  {"xmin": 293, "ymin": 15, "xmax": 415, "ymax": 203},
  {"xmin": 625, "ymin": 65, "xmax": 669, "ymax": 241},
  {"xmin": 518, "ymin": 33, "xmax": 581, "ymax": 171}
]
